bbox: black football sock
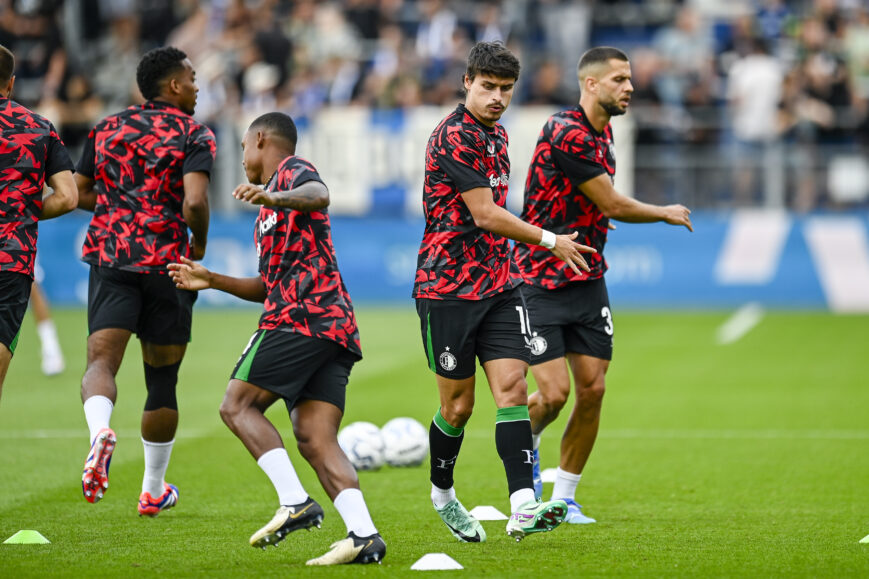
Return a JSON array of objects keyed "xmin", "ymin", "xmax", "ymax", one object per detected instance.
[
  {"xmin": 495, "ymin": 405, "xmax": 534, "ymax": 495},
  {"xmin": 429, "ymin": 408, "xmax": 463, "ymax": 490}
]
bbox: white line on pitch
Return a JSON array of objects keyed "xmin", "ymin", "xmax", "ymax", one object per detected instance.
[{"xmin": 717, "ymin": 302, "xmax": 765, "ymax": 345}]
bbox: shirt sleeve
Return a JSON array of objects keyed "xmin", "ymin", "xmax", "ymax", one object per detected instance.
[
  {"xmin": 550, "ymin": 122, "xmax": 606, "ymax": 189},
  {"xmin": 278, "ymin": 157, "xmax": 325, "ymax": 190},
  {"xmin": 437, "ymin": 127, "xmax": 492, "ymax": 193},
  {"xmin": 183, "ymin": 123, "xmax": 217, "ymax": 176},
  {"xmin": 75, "ymin": 126, "xmax": 97, "ymax": 178},
  {"xmin": 45, "ymin": 122, "xmax": 74, "ymax": 176}
]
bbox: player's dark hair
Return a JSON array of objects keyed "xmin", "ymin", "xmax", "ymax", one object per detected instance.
[
  {"xmin": 466, "ymin": 41, "xmax": 520, "ymax": 83},
  {"xmin": 577, "ymin": 46, "xmax": 629, "ymax": 76},
  {"xmin": 136, "ymin": 46, "xmax": 188, "ymax": 100},
  {"xmin": 0, "ymin": 44, "xmax": 14, "ymax": 87},
  {"xmin": 248, "ymin": 112, "xmax": 298, "ymax": 147}
]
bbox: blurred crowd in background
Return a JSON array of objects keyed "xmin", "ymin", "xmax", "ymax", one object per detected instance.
[{"xmin": 2, "ymin": 0, "xmax": 868, "ymax": 211}]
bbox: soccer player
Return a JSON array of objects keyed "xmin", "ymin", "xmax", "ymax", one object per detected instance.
[
  {"xmin": 0, "ymin": 44, "xmax": 77, "ymax": 404},
  {"xmin": 513, "ymin": 47, "xmax": 693, "ymax": 523},
  {"xmin": 413, "ymin": 41, "xmax": 596, "ymax": 543},
  {"xmin": 75, "ymin": 47, "xmax": 216, "ymax": 515},
  {"xmin": 168, "ymin": 112, "xmax": 385, "ymax": 566}
]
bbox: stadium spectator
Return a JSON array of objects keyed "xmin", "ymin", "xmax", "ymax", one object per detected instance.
[
  {"xmin": 513, "ymin": 47, "xmax": 692, "ymax": 524},
  {"xmin": 412, "ymin": 40, "xmax": 592, "ymax": 543},
  {"xmin": 168, "ymin": 112, "xmax": 385, "ymax": 566},
  {"xmin": 0, "ymin": 43, "xmax": 76, "ymax": 404},
  {"xmin": 75, "ymin": 46, "xmax": 216, "ymax": 514},
  {"xmin": 727, "ymin": 36, "xmax": 784, "ymax": 205}
]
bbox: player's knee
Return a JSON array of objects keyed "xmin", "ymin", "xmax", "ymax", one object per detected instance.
[
  {"xmin": 440, "ymin": 402, "xmax": 473, "ymax": 428},
  {"xmin": 577, "ymin": 378, "xmax": 606, "ymax": 408},
  {"xmin": 296, "ymin": 435, "xmax": 326, "ymax": 464},
  {"xmin": 143, "ymin": 361, "xmax": 180, "ymax": 411}
]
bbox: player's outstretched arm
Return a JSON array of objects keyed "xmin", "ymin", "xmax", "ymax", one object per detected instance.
[
  {"xmin": 233, "ymin": 181, "xmax": 329, "ymax": 213},
  {"xmin": 168, "ymin": 256, "xmax": 267, "ymax": 302},
  {"xmin": 461, "ymin": 186, "xmax": 596, "ymax": 274},
  {"xmin": 183, "ymin": 171, "xmax": 211, "ymax": 260},
  {"xmin": 42, "ymin": 170, "xmax": 78, "ymax": 219},
  {"xmin": 580, "ymin": 174, "xmax": 693, "ymax": 231}
]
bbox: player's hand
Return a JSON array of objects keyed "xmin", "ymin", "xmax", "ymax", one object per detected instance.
[
  {"xmin": 233, "ymin": 184, "xmax": 275, "ymax": 206},
  {"xmin": 663, "ymin": 204, "xmax": 693, "ymax": 231},
  {"xmin": 168, "ymin": 256, "xmax": 211, "ymax": 291},
  {"xmin": 551, "ymin": 231, "xmax": 596, "ymax": 275},
  {"xmin": 190, "ymin": 235, "xmax": 206, "ymax": 260}
]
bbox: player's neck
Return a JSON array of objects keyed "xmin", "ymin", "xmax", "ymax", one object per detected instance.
[{"xmin": 579, "ymin": 97, "xmax": 610, "ymax": 134}]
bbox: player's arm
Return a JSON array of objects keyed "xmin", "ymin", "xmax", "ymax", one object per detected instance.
[
  {"xmin": 461, "ymin": 187, "xmax": 595, "ymax": 274},
  {"xmin": 41, "ymin": 170, "xmax": 78, "ymax": 219},
  {"xmin": 183, "ymin": 171, "xmax": 211, "ymax": 260},
  {"xmin": 579, "ymin": 174, "xmax": 693, "ymax": 231},
  {"xmin": 232, "ymin": 180, "xmax": 329, "ymax": 212},
  {"xmin": 75, "ymin": 173, "xmax": 97, "ymax": 211},
  {"xmin": 168, "ymin": 256, "xmax": 266, "ymax": 302}
]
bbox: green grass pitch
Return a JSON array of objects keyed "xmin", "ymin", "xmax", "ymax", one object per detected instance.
[{"xmin": 1, "ymin": 307, "xmax": 868, "ymax": 577}]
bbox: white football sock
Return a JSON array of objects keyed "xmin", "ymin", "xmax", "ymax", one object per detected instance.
[
  {"xmin": 551, "ymin": 468, "xmax": 582, "ymax": 501},
  {"xmin": 83, "ymin": 395, "xmax": 113, "ymax": 444},
  {"xmin": 431, "ymin": 484, "xmax": 456, "ymax": 508},
  {"xmin": 256, "ymin": 448, "xmax": 307, "ymax": 506},
  {"xmin": 334, "ymin": 488, "xmax": 377, "ymax": 537},
  {"xmin": 142, "ymin": 438, "xmax": 174, "ymax": 497},
  {"xmin": 532, "ymin": 433, "xmax": 541, "ymax": 450},
  {"xmin": 510, "ymin": 488, "xmax": 537, "ymax": 512}
]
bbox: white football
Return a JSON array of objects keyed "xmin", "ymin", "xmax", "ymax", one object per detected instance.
[
  {"xmin": 338, "ymin": 421, "xmax": 386, "ymax": 471},
  {"xmin": 380, "ymin": 417, "xmax": 429, "ymax": 467}
]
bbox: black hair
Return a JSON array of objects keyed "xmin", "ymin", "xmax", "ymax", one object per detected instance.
[
  {"xmin": 466, "ymin": 41, "xmax": 520, "ymax": 82},
  {"xmin": 136, "ymin": 46, "xmax": 188, "ymax": 100},
  {"xmin": 0, "ymin": 44, "xmax": 14, "ymax": 87},
  {"xmin": 248, "ymin": 112, "xmax": 298, "ymax": 147},
  {"xmin": 577, "ymin": 46, "xmax": 629, "ymax": 77}
]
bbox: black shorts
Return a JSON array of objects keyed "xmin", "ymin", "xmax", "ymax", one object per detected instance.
[
  {"xmin": 88, "ymin": 265, "xmax": 198, "ymax": 345},
  {"xmin": 0, "ymin": 272, "xmax": 32, "ymax": 354},
  {"xmin": 231, "ymin": 328, "xmax": 358, "ymax": 413},
  {"xmin": 416, "ymin": 286, "xmax": 532, "ymax": 380},
  {"xmin": 523, "ymin": 278, "xmax": 614, "ymax": 364}
]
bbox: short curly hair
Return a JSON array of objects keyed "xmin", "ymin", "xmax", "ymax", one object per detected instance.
[
  {"xmin": 136, "ymin": 46, "xmax": 188, "ymax": 100},
  {"xmin": 248, "ymin": 112, "xmax": 298, "ymax": 147},
  {"xmin": 466, "ymin": 41, "xmax": 520, "ymax": 83}
]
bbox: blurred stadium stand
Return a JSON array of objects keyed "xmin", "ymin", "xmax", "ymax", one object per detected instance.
[{"xmin": 4, "ymin": 0, "xmax": 867, "ymax": 308}]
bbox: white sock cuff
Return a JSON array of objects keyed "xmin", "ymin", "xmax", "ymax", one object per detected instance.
[
  {"xmin": 142, "ymin": 438, "xmax": 175, "ymax": 447},
  {"xmin": 532, "ymin": 433, "xmax": 541, "ymax": 450},
  {"xmin": 556, "ymin": 467, "xmax": 582, "ymax": 483},
  {"xmin": 84, "ymin": 395, "xmax": 114, "ymax": 411},
  {"xmin": 257, "ymin": 447, "xmax": 289, "ymax": 468}
]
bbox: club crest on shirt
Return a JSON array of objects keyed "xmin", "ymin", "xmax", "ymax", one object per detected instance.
[
  {"xmin": 486, "ymin": 140, "xmax": 495, "ymax": 155},
  {"xmin": 439, "ymin": 347, "xmax": 457, "ymax": 371}
]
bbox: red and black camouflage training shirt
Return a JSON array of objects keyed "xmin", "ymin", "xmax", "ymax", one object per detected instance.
[
  {"xmin": 255, "ymin": 155, "xmax": 362, "ymax": 358},
  {"xmin": 513, "ymin": 106, "xmax": 615, "ymax": 287},
  {"xmin": 413, "ymin": 103, "xmax": 523, "ymax": 300},
  {"xmin": 77, "ymin": 100, "xmax": 216, "ymax": 273},
  {"xmin": 0, "ymin": 97, "xmax": 74, "ymax": 278}
]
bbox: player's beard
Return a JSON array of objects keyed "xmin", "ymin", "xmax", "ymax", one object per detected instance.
[{"xmin": 601, "ymin": 97, "xmax": 627, "ymax": 117}]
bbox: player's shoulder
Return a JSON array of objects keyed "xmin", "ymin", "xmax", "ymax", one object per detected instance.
[
  {"xmin": 545, "ymin": 107, "xmax": 592, "ymax": 142},
  {"xmin": 279, "ymin": 154, "xmax": 317, "ymax": 172},
  {"xmin": 0, "ymin": 99, "xmax": 53, "ymax": 131}
]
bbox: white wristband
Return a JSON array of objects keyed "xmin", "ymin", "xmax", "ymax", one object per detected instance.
[{"xmin": 539, "ymin": 229, "xmax": 556, "ymax": 249}]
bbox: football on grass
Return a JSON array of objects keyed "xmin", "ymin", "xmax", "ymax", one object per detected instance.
[
  {"xmin": 338, "ymin": 421, "xmax": 386, "ymax": 471},
  {"xmin": 380, "ymin": 417, "xmax": 429, "ymax": 467}
]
